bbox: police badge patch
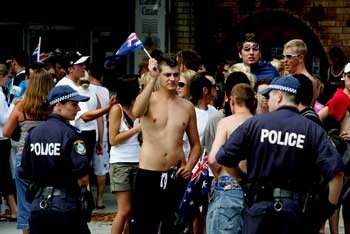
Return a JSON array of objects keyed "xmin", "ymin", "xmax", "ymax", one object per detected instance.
[{"xmin": 74, "ymin": 140, "xmax": 87, "ymax": 155}]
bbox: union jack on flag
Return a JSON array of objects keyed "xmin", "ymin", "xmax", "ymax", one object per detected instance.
[
  {"xmin": 175, "ymin": 149, "xmax": 211, "ymax": 227},
  {"xmin": 31, "ymin": 37, "xmax": 46, "ymax": 62},
  {"xmin": 115, "ymin": 32, "xmax": 144, "ymax": 58}
]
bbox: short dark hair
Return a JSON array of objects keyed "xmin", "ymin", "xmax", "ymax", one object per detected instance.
[
  {"xmin": 157, "ymin": 53, "xmax": 178, "ymax": 72},
  {"xmin": 116, "ymin": 74, "xmax": 140, "ymax": 107},
  {"xmin": 237, "ymin": 33, "xmax": 260, "ymax": 51},
  {"xmin": 231, "ymin": 83, "xmax": 257, "ymax": 113},
  {"xmin": 253, "ymin": 79, "xmax": 272, "ymax": 93},
  {"xmin": 12, "ymin": 50, "xmax": 29, "ymax": 68},
  {"xmin": 292, "ymin": 74, "xmax": 313, "ymax": 106},
  {"xmin": 176, "ymin": 49, "xmax": 202, "ymax": 71},
  {"xmin": 225, "ymin": 72, "xmax": 250, "ymax": 98},
  {"xmin": 190, "ymin": 72, "xmax": 212, "ymax": 105}
]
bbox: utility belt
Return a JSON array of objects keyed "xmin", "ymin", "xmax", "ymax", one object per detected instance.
[
  {"xmin": 214, "ymin": 176, "xmax": 242, "ymax": 191},
  {"xmin": 243, "ymin": 181, "xmax": 305, "ymax": 211},
  {"xmin": 38, "ymin": 187, "xmax": 66, "ymax": 209}
]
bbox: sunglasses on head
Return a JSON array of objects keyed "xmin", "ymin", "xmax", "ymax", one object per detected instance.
[
  {"xmin": 178, "ymin": 81, "xmax": 186, "ymax": 88},
  {"xmin": 282, "ymin": 54, "xmax": 299, "ymax": 59}
]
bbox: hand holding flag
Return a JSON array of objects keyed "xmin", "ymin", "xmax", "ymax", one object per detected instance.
[{"xmin": 115, "ymin": 32, "xmax": 151, "ymax": 58}]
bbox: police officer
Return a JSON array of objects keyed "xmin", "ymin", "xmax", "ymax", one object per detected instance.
[
  {"xmin": 215, "ymin": 76, "xmax": 344, "ymax": 234},
  {"xmin": 18, "ymin": 85, "xmax": 92, "ymax": 234}
]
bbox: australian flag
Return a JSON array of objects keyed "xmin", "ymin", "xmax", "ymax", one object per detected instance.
[
  {"xmin": 175, "ymin": 149, "xmax": 211, "ymax": 229},
  {"xmin": 115, "ymin": 32, "xmax": 144, "ymax": 58},
  {"xmin": 31, "ymin": 37, "xmax": 46, "ymax": 62}
]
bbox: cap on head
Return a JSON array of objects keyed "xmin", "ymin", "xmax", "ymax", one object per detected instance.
[
  {"xmin": 344, "ymin": 63, "xmax": 350, "ymax": 74},
  {"xmin": 63, "ymin": 51, "xmax": 89, "ymax": 69},
  {"xmin": 46, "ymin": 85, "xmax": 89, "ymax": 106},
  {"xmin": 259, "ymin": 76, "xmax": 301, "ymax": 97}
]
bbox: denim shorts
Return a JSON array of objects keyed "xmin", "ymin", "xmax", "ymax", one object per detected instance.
[
  {"xmin": 15, "ymin": 154, "xmax": 31, "ymax": 230},
  {"xmin": 206, "ymin": 189, "xmax": 244, "ymax": 234}
]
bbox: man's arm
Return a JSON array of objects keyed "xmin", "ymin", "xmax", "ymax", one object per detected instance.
[
  {"xmin": 132, "ymin": 58, "xmax": 159, "ymax": 118},
  {"xmin": 328, "ymin": 171, "xmax": 344, "ymax": 204},
  {"xmin": 177, "ymin": 105, "xmax": 201, "ymax": 179},
  {"xmin": 96, "ymin": 96, "xmax": 104, "ymax": 155},
  {"xmin": 208, "ymin": 120, "xmax": 226, "ymax": 179},
  {"xmin": 318, "ymin": 106, "xmax": 329, "ymax": 122},
  {"xmin": 80, "ymin": 95, "xmax": 116, "ymax": 122}
]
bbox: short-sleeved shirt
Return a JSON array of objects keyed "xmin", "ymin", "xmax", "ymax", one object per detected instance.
[
  {"xmin": 19, "ymin": 114, "xmax": 90, "ymax": 188},
  {"xmin": 326, "ymin": 88, "xmax": 350, "ymax": 122},
  {"xmin": 216, "ymin": 105, "xmax": 344, "ymax": 190}
]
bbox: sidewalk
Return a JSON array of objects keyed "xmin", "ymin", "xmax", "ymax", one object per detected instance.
[{"xmin": 0, "ymin": 185, "xmax": 116, "ymax": 234}]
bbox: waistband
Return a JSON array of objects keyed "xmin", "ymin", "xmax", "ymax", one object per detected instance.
[{"xmin": 215, "ymin": 176, "xmax": 242, "ymax": 191}]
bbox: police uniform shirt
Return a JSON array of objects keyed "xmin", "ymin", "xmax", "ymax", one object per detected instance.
[
  {"xmin": 216, "ymin": 105, "xmax": 344, "ymax": 189},
  {"xmin": 19, "ymin": 114, "xmax": 90, "ymax": 188}
]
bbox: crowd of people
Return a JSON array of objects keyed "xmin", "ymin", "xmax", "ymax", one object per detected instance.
[{"xmin": 0, "ymin": 32, "xmax": 349, "ymax": 234}]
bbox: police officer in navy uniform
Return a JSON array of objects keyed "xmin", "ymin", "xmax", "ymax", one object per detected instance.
[
  {"xmin": 215, "ymin": 76, "xmax": 344, "ymax": 234},
  {"xmin": 18, "ymin": 85, "xmax": 92, "ymax": 234}
]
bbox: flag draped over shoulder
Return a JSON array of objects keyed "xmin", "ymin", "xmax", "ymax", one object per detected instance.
[
  {"xmin": 31, "ymin": 37, "xmax": 46, "ymax": 62},
  {"xmin": 175, "ymin": 149, "xmax": 211, "ymax": 226},
  {"xmin": 115, "ymin": 32, "xmax": 144, "ymax": 58}
]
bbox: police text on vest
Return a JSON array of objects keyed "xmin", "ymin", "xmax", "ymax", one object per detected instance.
[
  {"xmin": 30, "ymin": 143, "xmax": 61, "ymax": 156},
  {"xmin": 260, "ymin": 129, "xmax": 305, "ymax": 149}
]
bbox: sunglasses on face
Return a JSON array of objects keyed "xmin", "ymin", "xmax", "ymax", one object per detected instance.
[
  {"xmin": 242, "ymin": 43, "xmax": 260, "ymax": 51},
  {"xmin": 178, "ymin": 81, "xmax": 186, "ymax": 88},
  {"xmin": 282, "ymin": 54, "xmax": 299, "ymax": 59}
]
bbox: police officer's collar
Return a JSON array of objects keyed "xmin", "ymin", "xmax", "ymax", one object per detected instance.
[
  {"xmin": 48, "ymin": 113, "xmax": 67, "ymax": 122},
  {"xmin": 277, "ymin": 105, "xmax": 300, "ymax": 113}
]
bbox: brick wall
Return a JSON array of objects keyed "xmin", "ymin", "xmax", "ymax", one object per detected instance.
[{"xmin": 173, "ymin": 0, "xmax": 350, "ymax": 61}]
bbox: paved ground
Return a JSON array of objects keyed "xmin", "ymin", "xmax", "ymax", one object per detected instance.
[
  {"xmin": 0, "ymin": 186, "xmax": 346, "ymax": 233},
  {"xmin": 0, "ymin": 185, "xmax": 116, "ymax": 234}
]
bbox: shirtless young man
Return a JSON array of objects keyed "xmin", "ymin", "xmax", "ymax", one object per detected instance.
[
  {"xmin": 207, "ymin": 83, "xmax": 256, "ymax": 234},
  {"xmin": 131, "ymin": 54, "xmax": 201, "ymax": 234}
]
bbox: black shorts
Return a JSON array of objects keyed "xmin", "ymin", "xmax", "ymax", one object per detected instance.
[{"xmin": 130, "ymin": 168, "xmax": 188, "ymax": 234}]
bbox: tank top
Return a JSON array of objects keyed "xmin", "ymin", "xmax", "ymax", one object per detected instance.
[
  {"xmin": 17, "ymin": 117, "xmax": 43, "ymax": 155},
  {"xmin": 109, "ymin": 104, "xmax": 140, "ymax": 163}
]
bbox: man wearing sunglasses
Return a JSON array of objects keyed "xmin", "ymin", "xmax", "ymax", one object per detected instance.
[
  {"xmin": 283, "ymin": 39, "xmax": 319, "ymax": 106},
  {"xmin": 236, "ymin": 33, "xmax": 279, "ymax": 83}
]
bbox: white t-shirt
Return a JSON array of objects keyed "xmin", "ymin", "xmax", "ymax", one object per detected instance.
[
  {"xmin": 55, "ymin": 76, "xmax": 79, "ymax": 91},
  {"xmin": 195, "ymin": 105, "xmax": 219, "ymax": 144},
  {"xmin": 74, "ymin": 87, "xmax": 98, "ymax": 132},
  {"xmin": 89, "ymin": 84, "xmax": 110, "ymax": 142}
]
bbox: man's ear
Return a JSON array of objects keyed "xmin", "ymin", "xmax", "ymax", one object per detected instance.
[
  {"xmin": 277, "ymin": 91, "xmax": 283, "ymax": 103},
  {"xmin": 203, "ymin": 87, "xmax": 209, "ymax": 96},
  {"xmin": 238, "ymin": 52, "xmax": 242, "ymax": 59}
]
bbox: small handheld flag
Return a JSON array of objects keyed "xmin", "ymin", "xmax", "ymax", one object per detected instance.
[
  {"xmin": 31, "ymin": 37, "xmax": 46, "ymax": 62},
  {"xmin": 115, "ymin": 32, "xmax": 151, "ymax": 58}
]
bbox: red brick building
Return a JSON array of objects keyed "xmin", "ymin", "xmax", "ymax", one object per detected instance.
[{"xmin": 172, "ymin": 0, "xmax": 350, "ymax": 79}]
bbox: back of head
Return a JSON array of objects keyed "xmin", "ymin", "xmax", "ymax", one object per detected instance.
[
  {"xmin": 231, "ymin": 83, "xmax": 256, "ymax": 112},
  {"xmin": 329, "ymin": 47, "xmax": 345, "ymax": 62},
  {"xmin": 284, "ymin": 39, "xmax": 307, "ymax": 56},
  {"xmin": 176, "ymin": 49, "xmax": 202, "ymax": 71},
  {"xmin": 292, "ymin": 74, "xmax": 313, "ymax": 106},
  {"xmin": 225, "ymin": 71, "xmax": 250, "ymax": 98},
  {"xmin": 12, "ymin": 50, "xmax": 29, "ymax": 68},
  {"xmin": 21, "ymin": 68, "xmax": 55, "ymax": 119},
  {"xmin": 116, "ymin": 74, "xmax": 140, "ymax": 107}
]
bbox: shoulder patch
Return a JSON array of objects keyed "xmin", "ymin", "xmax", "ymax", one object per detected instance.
[{"xmin": 73, "ymin": 140, "xmax": 86, "ymax": 155}]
